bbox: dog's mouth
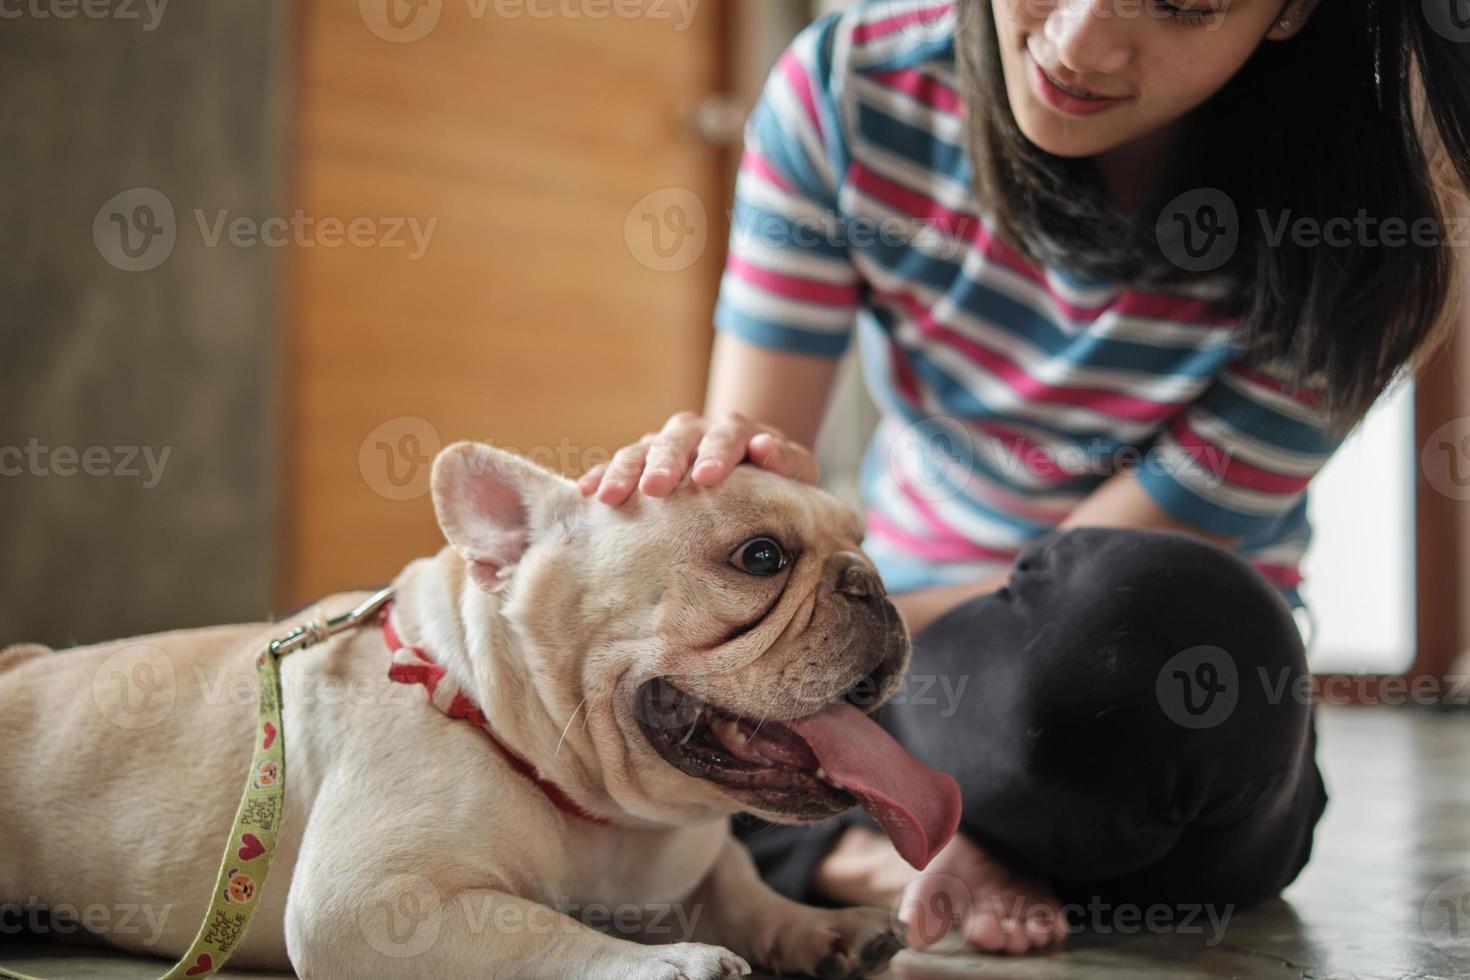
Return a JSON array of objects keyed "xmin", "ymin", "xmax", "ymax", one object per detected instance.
[
  {"xmin": 636, "ymin": 677, "xmax": 858, "ymax": 818},
  {"xmin": 634, "ymin": 675, "xmax": 963, "ymax": 869}
]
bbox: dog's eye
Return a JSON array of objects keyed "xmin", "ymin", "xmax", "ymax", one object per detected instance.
[{"xmin": 729, "ymin": 537, "xmax": 788, "ymax": 577}]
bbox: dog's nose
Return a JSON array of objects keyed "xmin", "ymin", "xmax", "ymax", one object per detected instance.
[{"xmin": 835, "ymin": 554, "xmax": 885, "ymax": 600}]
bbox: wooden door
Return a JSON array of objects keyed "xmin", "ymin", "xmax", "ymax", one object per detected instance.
[{"xmin": 279, "ymin": 0, "xmax": 730, "ymax": 607}]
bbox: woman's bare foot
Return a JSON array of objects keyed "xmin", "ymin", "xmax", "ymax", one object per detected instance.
[
  {"xmin": 812, "ymin": 826, "xmax": 1066, "ymax": 955},
  {"xmin": 898, "ymin": 833, "xmax": 1067, "ymax": 954}
]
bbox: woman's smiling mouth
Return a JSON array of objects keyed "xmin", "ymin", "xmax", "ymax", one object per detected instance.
[{"xmin": 1026, "ymin": 50, "xmax": 1131, "ymax": 117}]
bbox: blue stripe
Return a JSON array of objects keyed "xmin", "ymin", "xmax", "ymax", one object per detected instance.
[{"xmin": 714, "ymin": 303, "xmax": 852, "ymax": 358}]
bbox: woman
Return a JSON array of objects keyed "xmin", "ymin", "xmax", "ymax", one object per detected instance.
[{"xmin": 579, "ymin": 0, "xmax": 1469, "ymax": 955}]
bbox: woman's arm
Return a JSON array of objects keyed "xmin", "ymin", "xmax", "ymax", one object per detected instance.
[
  {"xmin": 703, "ymin": 332, "xmax": 843, "ymax": 453},
  {"xmin": 889, "ymin": 469, "xmax": 1240, "ymax": 634}
]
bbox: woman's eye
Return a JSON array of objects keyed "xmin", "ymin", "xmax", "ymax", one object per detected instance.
[
  {"xmin": 729, "ymin": 537, "xmax": 788, "ymax": 577},
  {"xmin": 1150, "ymin": 0, "xmax": 1217, "ymax": 25}
]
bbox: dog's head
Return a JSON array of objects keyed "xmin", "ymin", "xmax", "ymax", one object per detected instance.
[{"xmin": 430, "ymin": 441, "xmax": 959, "ymax": 868}]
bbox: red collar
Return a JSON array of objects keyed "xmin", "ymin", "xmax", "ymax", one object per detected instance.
[{"xmin": 380, "ymin": 605, "xmax": 609, "ymax": 826}]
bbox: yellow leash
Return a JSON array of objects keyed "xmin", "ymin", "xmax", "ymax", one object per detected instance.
[{"xmin": 1, "ymin": 588, "xmax": 394, "ymax": 980}]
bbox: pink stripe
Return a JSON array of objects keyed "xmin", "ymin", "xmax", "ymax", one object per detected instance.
[
  {"xmin": 893, "ymin": 441, "xmax": 1072, "ymax": 524},
  {"xmin": 726, "ymin": 254, "xmax": 861, "ymax": 306},
  {"xmin": 850, "ymin": 163, "xmax": 1237, "ymax": 324},
  {"xmin": 1252, "ymin": 562, "xmax": 1304, "ymax": 589},
  {"xmin": 869, "ymin": 68, "xmax": 963, "ymax": 116},
  {"xmin": 779, "ymin": 50, "xmax": 824, "ymax": 142},
  {"xmin": 867, "ymin": 510, "xmax": 1015, "ymax": 564},
  {"xmin": 1170, "ymin": 417, "xmax": 1314, "ymax": 496},
  {"xmin": 895, "ymin": 292, "xmax": 1178, "ymax": 422},
  {"xmin": 852, "ymin": 3, "xmax": 952, "ymax": 45},
  {"xmin": 739, "ymin": 147, "xmax": 794, "ymax": 193},
  {"xmin": 890, "ymin": 468, "xmax": 1029, "ymax": 554}
]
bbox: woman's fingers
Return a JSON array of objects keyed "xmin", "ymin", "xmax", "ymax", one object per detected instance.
[
  {"xmin": 594, "ymin": 437, "xmax": 653, "ymax": 506},
  {"xmin": 640, "ymin": 413, "xmax": 707, "ymax": 497},
  {"xmin": 747, "ymin": 431, "xmax": 820, "ymax": 484},
  {"xmin": 576, "ymin": 462, "xmax": 609, "ymax": 496},
  {"xmin": 583, "ymin": 411, "xmax": 821, "ymax": 505},
  {"xmin": 691, "ymin": 418, "xmax": 756, "ymax": 486}
]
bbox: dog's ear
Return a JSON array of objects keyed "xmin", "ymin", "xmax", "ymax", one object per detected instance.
[{"xmin": 430, "ymin": 441, "xmax": 580, "ymax": 593}]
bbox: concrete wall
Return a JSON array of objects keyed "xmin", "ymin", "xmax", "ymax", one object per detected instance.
[{"xmin": 0, "ymin": 2, "xmax": 289, "ymax": 646}]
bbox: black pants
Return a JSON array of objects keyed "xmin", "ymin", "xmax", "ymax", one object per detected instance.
[{"xmin": 735, "ymin": 527, "xmax": 1328, "ymax": 914}]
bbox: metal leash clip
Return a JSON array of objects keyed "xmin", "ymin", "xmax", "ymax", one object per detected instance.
[{"xmin": 268, "ymin": 586, "xmax": 395, "ymax": 659}]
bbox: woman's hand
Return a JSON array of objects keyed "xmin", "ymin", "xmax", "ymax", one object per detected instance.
[
  {"xmin": 577, "ymin": 410, "xmax": 820, "ymax": 506},
  {"xmin": 813, "ymin": 826, "xmax": 1067, "ymax": 955}
]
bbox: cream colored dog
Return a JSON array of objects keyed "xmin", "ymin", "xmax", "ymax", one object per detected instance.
[{"xmin": 0, "ymin": 441, "xmax": 961, "ymax": 979}]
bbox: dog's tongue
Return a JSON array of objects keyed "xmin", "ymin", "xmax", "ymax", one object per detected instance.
[{"xmin": 788, "ymin": 702, "xmax": 962, "ymax": 869}]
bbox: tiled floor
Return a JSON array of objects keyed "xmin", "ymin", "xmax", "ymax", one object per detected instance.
[{"xmin": 6, "ymin": 705, "xmax": 1469, "ymax": 979}]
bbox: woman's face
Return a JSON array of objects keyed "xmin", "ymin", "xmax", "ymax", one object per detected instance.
[{"xmin": 988, "ymin": 0, "xmax": 1312, "ymax": 158}]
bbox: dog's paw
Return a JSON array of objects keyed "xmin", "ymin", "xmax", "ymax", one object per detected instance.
[
  {"xmin": 758, "ymin": 905, "xmax": 903, "ymax": 979},
  {"xmin": 639, "ymin": 941, "xmax": 752, "ymax": 979}
]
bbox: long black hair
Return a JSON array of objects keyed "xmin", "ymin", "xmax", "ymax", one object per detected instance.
[{"xmin": 955, "ymin": 0, "xmax": 1470, "ymax": 433}]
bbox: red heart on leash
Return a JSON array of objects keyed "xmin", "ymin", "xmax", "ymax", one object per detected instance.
[
  {"xmin": 238, "ymin": 833, "xmax": 265, "ymax": 861},
  {"xmin": 185, "ymin": 953, "xmax": 213, "ymax": 976},
  {"xmin": 262, "ymin": 721, "xmax": 277, "ymax": 750}
]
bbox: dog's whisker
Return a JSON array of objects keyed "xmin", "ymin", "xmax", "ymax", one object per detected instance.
[{"xmin": 555, "ymin": 698, "xmax": 587, "ymax": 757}]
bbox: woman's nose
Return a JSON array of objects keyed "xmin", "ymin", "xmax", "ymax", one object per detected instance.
[{"xmin": 1044, "ymin": 0, "xmax": 1135, "ymax": 78}]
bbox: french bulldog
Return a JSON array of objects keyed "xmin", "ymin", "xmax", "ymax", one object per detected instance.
[{"xmin": 0, "ymin": 441, "xmax": 961, "ymax": 978}]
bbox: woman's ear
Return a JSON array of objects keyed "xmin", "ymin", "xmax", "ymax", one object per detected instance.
[
  {"xmin": 1266, "ymin": 0, "xmax": 1322, "ymax": 41},
  {"xmin": 430, "ymin": 441, "xmax": 580, "ymax": 593}
]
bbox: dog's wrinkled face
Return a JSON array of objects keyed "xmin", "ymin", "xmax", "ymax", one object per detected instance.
[{"xmin": 431, "ymin": 442, "xmax": 958, "ymax": 865}]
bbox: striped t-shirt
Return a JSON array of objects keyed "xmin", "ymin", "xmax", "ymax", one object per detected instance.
[{"xmin": 712, "ymin": 1, "xmax": 1340, "ymax": 607}]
